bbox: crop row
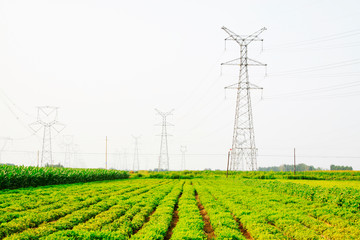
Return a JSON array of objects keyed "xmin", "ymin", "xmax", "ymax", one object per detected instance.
[
  {"xmin": 0, "ymin": 165, "xmax": 129, "ymax": 190},
  {"xmin": 245, "ymin": 179, "xmax": 360, "ymax": 209},
  {"xmin": 202, "ymin": 179, "xmax": 360, "ymax": 239},
  {"xmin": 129, "ymin": 181, "xmax": 183, "ymax": 239},
  {"xmin": 0, "ymin": 180, "xmax": 138, "ymax": 224},
  {"xmin": 170, "ymin": 182, "xmax": 205, "ymax": 240},
  {"xmin": 194, "ymin": 182, "xmax": 246, "ymax": 239},
  {"xmin": 239, "ymin": 179, "xmax": 360, "ymax": 229},
  {"xmin": 47, "ymin": 181, "xmax": 185, "ymax": 240},
  {"xmin": 1, "ymin": 180, "xmax": 166, "ymax": 239},
  {"xmin": 41, "ymin": 181, "xmax": 176, "ymax": 239}
]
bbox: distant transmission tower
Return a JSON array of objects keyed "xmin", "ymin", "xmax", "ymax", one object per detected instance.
[
  {"xmin": 221, "ymin": 26, "xmax": 266, "ymax": 171},
  {"xmin": 62, "ymin": 135, "xmax": 74, "ymax": 168},
  {"xmin": 30, "ymin": 106, "xmax": 65, "ymax": 167},
  {"xmin": 132, "ymin": 135, "xmax": 140, "ymax": 171},
  {"xmin": 180, "ymin": 145, "xmax": 187, "ymax": 171},
  {"xmin": 123, "ymin": 148, "xmax": 128, "ymax": 170},
  {"xmin": 155, "ymin": 109, "xmax": 174, "ymax": 171}
]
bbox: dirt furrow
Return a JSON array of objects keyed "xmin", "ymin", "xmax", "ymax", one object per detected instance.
[
  {"xmin": 164, "ymin": 193, "xmax": 182, "ymax": 240},
  {"xmin": 230, "ymin": 213, "xmax": 253, "ymax": 240},
  {"xmin": 195, "ymin": 191, "xmax": 215, "ymax": 240}
]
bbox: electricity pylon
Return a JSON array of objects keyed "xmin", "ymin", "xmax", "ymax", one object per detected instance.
[
  {"xmin": 180, "ymin": 145, "xmax": 187, "ymax": 171},
  {"xmin": 123, "ymin": 148, "xmax": 128, "ymax": 170},
  {"xmin": 132, "ymin": 135, "xmax": 140, "ymax": 171},
  {"xmin": 221, "ymin": 26, "xmax": 266, "ymax": 171},
  {"xmin": 155, "ymin": 109, "xmax": 174, "ymax": 171},
  {"xmin": 29, "ymin": 106, "xmax": 65, "ymax": 167}
]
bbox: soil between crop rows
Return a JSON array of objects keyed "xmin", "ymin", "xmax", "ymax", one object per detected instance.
[{"xmin": 195, "ymin": 191, "xmax": 215, "ymax": 240}]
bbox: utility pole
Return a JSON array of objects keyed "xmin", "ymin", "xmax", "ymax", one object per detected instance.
[
  {"xmin": 132, "ymin": 136, "xmax": 140, "ymax": 171},
  {"xmin": 221, "ymin": 26, "xmax": 266, "ymax": 171},
  {"xmin": 29, "ymin": 106, "xmax": 65, "ymax": 167},
  {"xmin": 105, "ymin": 136, "xmax": 108, "ymax": 170},
  {"xmin": 226, "ymin": 149, "xmax": 231, "ymax": 178},
  {"xmin": 180, "ymin": 145, "xmax": 187, "ymax": 171},
  {"xmin": 294, "ymin": 147, "xmax": 296, "ymax": 175},
  {"xmin": 0, "ymin": 137, "xmax": 12, "ymax": 164},
  {"xmin": 155, "ymin": 109, "xmax": 174, "ymax": 171}
]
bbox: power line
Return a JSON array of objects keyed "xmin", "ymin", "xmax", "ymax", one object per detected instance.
[
  {"xmin": 266, "ymin": 72, "xmax": 360, "ymax": 79},
  {"xmin": 0, "ymin": 89, "xmax": 32, "ymax": 118},
  {"xmin": 269, "ymin": 59, "xmax": 360, "ymax": 76},
  {"xmin": 265, "ymin": 28, "xmax": 360, "ymax": 50},
  {"xmin": 265, "ymin": 42, "xmax": 360, "ymax": 52},
  {"xmin": 174, "ymin": 51, "xmax": 225, "ymax": 112},
  {"xmin": 0, "ymin": 137, "xmax": 12, "ymax": 164},
  {"xmin": 2, "ymin": 150, "xmax": 360, "ymax": 159},
  {"xmin": 264, "ymin": 80, "xmax": 360, "ymax": 99}
]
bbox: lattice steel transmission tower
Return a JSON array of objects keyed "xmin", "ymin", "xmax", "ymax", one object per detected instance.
[
  {"xmin": 30, "ymin": 106, "xmax": 65, "ymax": 167},
  {"xmin": 61, "ymin": 135, "xmax": 74, "ymax": 168},
  {"xmin": 123, "ymin": 148, "xmax": 128, "ymax": 170},
  {"xmin": 221, "ymin": 26, "xmax": 266, "ymax": 171},
  {"xmin": 155, "ymin": 109, "xmax": 174, "ymax": 171},
  {"xmin": 180, "ymin": 145, "xmax": 187, "ymax": 171},
  {"xmin": 132, "ymin": 135, "xmax": 140, "ymax": 171}
]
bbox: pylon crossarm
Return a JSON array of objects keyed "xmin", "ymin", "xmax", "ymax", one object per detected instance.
[
  {"xmin": 222, "ymin": 26, "xmax": 243, "ymax": 44},
  {"xmin": 156, "ymin": 134, "xmax": 173, "ymax": 137},
  {"xmin": 247, "ymin": 58, "xmax": 267, "ymax": 66},
  {"xmin": 249, "ymin": 83, "xmax": 263, "ymax": 90},
  {"xmin": 166, "ymin": 109, "xmax": 175, "ymax": 115},
  {"xmin": 154, "ymin": 108, "xmax": 164, "ymax": 116},
  {"xmin": 225, "ymin": 83, "xmax": 263, "ymax": 90},
  {"xmin": 221, "ymin": 58, "xmax": 241, "ymax": 66},
  {"xmin": 224, "ymin": 83, "xmax": 238, "ymax": 89},
  {"xmin": 29, "ymin": 122, "xmax": 42, "ymax": 132},
  {"xmin": 38, "ymin": 106, "xmax": 58, "ymax": 117},
  {"xmin": 222, "ymin": 26, "xmax": 266, "ymax": 46},
  {"xmin": 245, "ymin": 27, "xmax": 267, "ymax": 41},
  {"xmin": 52, "ymin": 122, "xmax": 66, "ymax": 133},
  {"xmin": 155, "ymin": 108, "xmax": 174, "ymax": 117}
]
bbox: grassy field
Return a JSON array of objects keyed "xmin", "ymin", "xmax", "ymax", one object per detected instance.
[{"xmin": 1, "ymin": 175, "xmax": 360, "ymax": 239}]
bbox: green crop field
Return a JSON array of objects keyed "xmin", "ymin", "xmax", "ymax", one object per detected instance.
[{"xmin": 1, "ymin": 169, "xmax": 360, "ymax": 239}]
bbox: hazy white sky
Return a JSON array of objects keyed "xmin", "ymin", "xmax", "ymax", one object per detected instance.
[{"xmin": 1, "ymin": 0, "xmax": 359, "ymax": 170}]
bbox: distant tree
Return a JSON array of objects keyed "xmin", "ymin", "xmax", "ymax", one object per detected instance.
[
  {"xmin": 330, "ymin": 165, "xmax": 353, "ymax": 170},
  {"xmin": 45, "ymin": 163, "xmax": 64, "ymax": 168},
  {"xmin": 0, "ymin": 163, "xmax": 15, "ymax": 166},
  {"xmin": 258, "ymin": 163, "xmax": 321, "ymax": 172},
  {"xmin": 153, "ymin": 168, "xmax": 167, "ymax": 172}
]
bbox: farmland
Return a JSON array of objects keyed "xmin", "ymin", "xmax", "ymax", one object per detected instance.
[
  {"xmin": 1, "ymin": 173, "xmax": 360, "ymax": 240},
  {"xmin": 0, "ymin": 165, "xmax": 129, "ymax": 190}
]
